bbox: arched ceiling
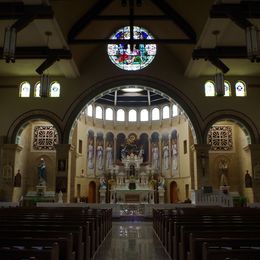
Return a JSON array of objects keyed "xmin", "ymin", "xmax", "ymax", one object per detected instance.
[{"xmin": 0, "ymin": 0, "xmax": 260, "ymax": 78}]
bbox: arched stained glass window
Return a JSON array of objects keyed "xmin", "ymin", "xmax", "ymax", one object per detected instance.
[
  {"xmin": 224, "ymin": 81, "xmax": 231, "ymax": 96},
  {"xmin": 205, "ymin": 81, "xmax": 215, "ymax": 96},
  {"xmin": 19, "ymin": 81, "xmax": 30, "ymax": 97},
  {"xmin": 172, "ymin": 104, "xmax": 178, "ymax": 117},
  {"xmin": 117, "ymin": 109, "xmax": 125, "ymax": 121},
  {"xmin": 235, "ymin": 81, "xmax": 247, "ymax": 96},
  {"xmin": 107, "ymin": 26, "xmax": 157, "ymax": 71},
  {"xmin": 152, "ymin": 108, "xmax": 160, "ymax": 120},
  {"xmin": 140, "ymin": 109, "xmax": 149, "ymax": 121},
  {"xmin": 129, "ymin": 109, "xmax": 137, "ymax": 122},
  {"xmin": 49, "ymin": 81, "xmax": 60, "ymax": 97},
  {"xmin": 87, "ymin": 104, "xmax": 93, "ymax": 117},
  {"xmin": 34, "ymin": 82, "xmax": 40, "ymax": 97},
  {"xmin": 96, "ymin": 106, "xmax": 103, "ymax": 119},
  {"xmin": 105, "ymin": 108, "xmax": 113, "ymax": 120},
  {"xmin": 162, "ymin": 106, "xmax": 169, "ymax": 119}
]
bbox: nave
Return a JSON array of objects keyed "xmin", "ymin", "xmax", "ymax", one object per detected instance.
[{"xmin": 93, "ymin": 221, "xmax": 170, "ymax": 260}]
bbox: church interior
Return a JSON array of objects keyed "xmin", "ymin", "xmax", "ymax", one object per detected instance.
[{"xmin": 1, "ymin": 0, "xmax": 260, "ymax": 259}]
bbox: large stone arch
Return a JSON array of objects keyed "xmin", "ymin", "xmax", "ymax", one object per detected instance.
[
  {"xmin": 7, "ymin": 110, "xmax": 63, "ymax": 144},
  {"xmin": 63, "ymin": 74, "xmax": 203, "ymax": 144},
  {"xmin": 203, "ymin": 110, "xmax": 259, "ymax": 144}
]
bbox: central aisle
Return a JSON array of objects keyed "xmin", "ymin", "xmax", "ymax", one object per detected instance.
[{"xmin": 93, "ymin": 221, "xmax": 170, "ymax": 260}]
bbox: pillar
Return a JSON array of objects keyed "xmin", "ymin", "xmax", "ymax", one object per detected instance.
[
  {"xmin": 55, "ymin": 144, "xmax": 74, "ymax": 203},
  {"xmin": 0, "ymin": 144, "xmax": 23, "ymax": 201},
  {"xmin": 248, "ymin": 144, "xmax": 260, "ymax": 202},
  {"xmin": 191, "ymin": 144, "xmax": 211, "ymax": 189}
]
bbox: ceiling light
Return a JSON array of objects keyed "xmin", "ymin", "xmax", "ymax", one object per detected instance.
[
  {"xmin": 122, "ymin": 87, "xmax": 143, "ymax": 93},
  {"xmin": 215, "ymin": 73, "xmax": 225, "ymax": 96},
  {"xmin": 40, "ymin": 74, "xmax": 49, "ymax": 98},
  {"xmin": 246, "ymin": 26, "xmax": 260, "ymax": 61},
  {"xmin": 3, "ymin": 26, "xmax": 16, "ymax": 63}
]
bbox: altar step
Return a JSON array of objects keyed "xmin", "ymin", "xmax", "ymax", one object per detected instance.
[{"xmin": 113, "ymin": 216, "xmax": 151, "ymax": 222}]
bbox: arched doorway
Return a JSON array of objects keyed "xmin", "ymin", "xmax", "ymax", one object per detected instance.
[
  {"xmin": 88, "ymin": 181, "xmax": 96, "ymax": 203},
  {"xmin": 170, "ymin": 181, "xmax": 179, "ymax": 203}
]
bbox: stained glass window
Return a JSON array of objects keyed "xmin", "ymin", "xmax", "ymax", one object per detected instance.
[
  {"xmin": 152, "ymin": 108, "xmax": 160, "ymax": 120},
  {"xmin": 205, "ymin": 81, "xmax": 215, "ymax": 96},
  {"xmin": 117, "ymin": 109, "xmax": 125, "ymax": 121},
  {"xmin": 34, "ymin": 82, "xmax": 40, "ymax": 97},
  {"xmin": 224, "ymin": 81, "xmax": 231, "ymax": 96},
  {"xmin": 87, "ymin": 104, "xmax": 93, "ymax": 117},
  {"xmin": 96, "ymin": 106, "xmax": 103, "ymax": 119},
  {"xmin": 140, "ymin": 109, "xmax": 149, "ymax": 121},
  {"xmin": 19, "ymin": 81, "xmax": 30, "ymax": 97},
  {"xmin": 49, "ymin": 81, "xmax": 60, "ymax": 97},
  {"xmin": 107, "ymin": 26, "xmax": 157, "ymax": 71},
  {"xmin": 105, "ymin": 108, "xmax": 113, "ymax": 120},
  {"xmin": 235, "ymin": 81, "xmax": 247, "ymax": 96},
  {"xmin": 162, "ymin": 106, "xmax": 170, "ymax": 119},
  {"xmin": 129, "ymin": 109, "xmax": 137, "ymax": 122}
]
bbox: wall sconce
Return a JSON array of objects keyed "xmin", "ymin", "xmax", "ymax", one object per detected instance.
[
  {"xmin": 215, "ymin": 72, "xmax": 225, "ymax": 96},
  {"xmin": 3, "ymin": 26, "xmax": 17, "ymax": 63},
  {"xmin": 246, "ymin": 25, "xmax": 260, "ymax": 61},
  {"xmin": 40, "ymin": 74, "xmax": 49, "ymax": 98}
]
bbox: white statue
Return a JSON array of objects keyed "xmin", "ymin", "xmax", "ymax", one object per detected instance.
[
  {"xmin": 172, "ymin": 141, "xmax": 178, "ymax": 170},
  {"xmin": 58, "ymin": 190, "xmax": 63, "ymax": 203},
  {"xmin": 106, "ymin": 143, "xmax": 113, "ymax": 169},
  {"xmin": 88, "ymin": 139, "xmax": 94, "ymax": 169},
  {"xmin": 219, "ymin": 159, "xmax": 228, "ymax": 186},
  {"xmin": 38, "ymin": 158, "xmax": 47, "ymax": 185},
  {"xmin": 100, "ymin": 177, "xmax": 107, "ymax": 189},
  {"xmin": 97, "ymin": 142, "xmax": 104, "ymax": 170},
  {"xmin": 152, "ymin": 143, "xmax": 159, "ymax": 169},
  {"xmin": 138, "ymin": 145, "xmax": 144, "ymax": 158},
  {"xmin": 163, "ymin": 143, "xmax": 169, "ymax": 170},
  {"xmin": 158, "ymin": 176, "xmax": 165, "ymax": 189}
]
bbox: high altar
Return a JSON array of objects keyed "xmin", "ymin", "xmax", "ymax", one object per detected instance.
[{"xmin": 105, "ymin": 153, "xmax": 156, "ymax": 204}]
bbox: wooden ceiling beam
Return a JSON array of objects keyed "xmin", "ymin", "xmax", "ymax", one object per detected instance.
[
  {"xmin": 68, "ymin": 0, "xmax": 114, "ymax": 43},
  {"xmin": 0, "ymin": 2, "xmax": 53, "ymax": 19},
  {"xmin": 150, "ymin": 0, "xmax": 196, "ymax": 42}
]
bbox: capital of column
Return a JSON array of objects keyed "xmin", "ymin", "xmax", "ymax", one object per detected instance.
[
  {"xmin": 2, "ymin": 144, "xmax": 23, "ymax": 152},
  {"xmin": 248, "ymin": 144, "xmax": 260, "ymax": 152},
  {"xmin": 191, "ymin": 144, "xmax": 211, "ymax": 152},
  {"xmin": 55, "ymin": 144, "xmax": 75, "ymax": 153}
]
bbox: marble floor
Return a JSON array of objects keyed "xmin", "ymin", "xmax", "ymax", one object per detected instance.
[{"xmin": 93, "ymin": 221, "xmax": 171, "ymax": 260}]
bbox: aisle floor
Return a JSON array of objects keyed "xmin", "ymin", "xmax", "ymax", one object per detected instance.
[{"xmin": 93, "ymin": 221, "xmax": 171, "ymax": 260}]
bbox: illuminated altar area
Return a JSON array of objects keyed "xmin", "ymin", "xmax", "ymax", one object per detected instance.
[{"xmin": 108, "ymin": 153, "xmax": 156, "ymax": 204}]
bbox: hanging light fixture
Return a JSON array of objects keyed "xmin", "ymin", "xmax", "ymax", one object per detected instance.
[
  {"xmin": 40, "ymin": 74, "xmax": 49, "ymax": 98},
  {"xmin": 215, "ymin": 72, "xmax": 225, "ymax": 96},
  {"xmin": 3, "ymin": 26, "xmax": 17, "ymax": 63},
  {"xmin": 212, "ymin": 30, "xmax": 225, "ymax": 96},
  {"xmin": 246, "ymin": 25, "xmax": 260, "ymax": 61}
]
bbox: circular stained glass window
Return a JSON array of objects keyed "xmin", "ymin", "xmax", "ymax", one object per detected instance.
[{"xmin": 107, "ymin": 26, "xmax": 157, "ymax": 71}]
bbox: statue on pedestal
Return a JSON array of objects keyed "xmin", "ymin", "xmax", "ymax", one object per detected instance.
[{"xmin": 38, "ymin": 158, "xmax": 47, "ymax": 185}]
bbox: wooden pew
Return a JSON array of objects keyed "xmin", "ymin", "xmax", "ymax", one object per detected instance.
[
  {"xmin": 202, "ymin": 242, "xmax": 260, "ymax": 260},
  {"xmin": 0, "ymin": 242, "xmax": 59, "ymax": 260}
]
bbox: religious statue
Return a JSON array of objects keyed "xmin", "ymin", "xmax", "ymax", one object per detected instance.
[
  {"xmin": 38, "ymin": 158, "xmax": 47, "ymax": 185},
  {"xmin": 106, "ymin": 143, "xmax": 113, "ymax": 169},
  {"xmin": 14, "ymin": 169, "xmax": 22, "ymax": 187},
  {"xmin": 97, "ymin": 142, "xmax": 104, "ymax": 170},
  {"xmin": 172, "ymin": 140, "xmax": 178, "ymax": 170},
  {"xmin": 58, "ymin": 190, "xmax": 63, "ymax": 203},
  {"xmin": 245, "ymin": 170, "xmax": 253, "ymax": 188},
  {"xmin": 219, "ymin": 159, "xmax": 228, "ymax": 186},
  {"xmin": 138, "ymin": 145, "xmax": 144, "ymax": 158},
  {"xmin": 100, "ymin": 177, "xmax": 107, "ymax": 189},
  {"xmin": 88, "ymin": 139, "xmax": 94, "ymax": 169},
  {"xmin": 158, "ymin": 176, "xmax": 165, "ymax": 189},
  {"xmin": 152, "ymin": 143, "xmax": 159, "ymax": 169},
  {"xmin": 163, "ymin": 142, "xmax": 169, "ymax": 170}
]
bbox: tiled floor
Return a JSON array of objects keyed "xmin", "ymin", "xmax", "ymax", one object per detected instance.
[{"xmin": 93, "ymin": 221, "xmax": 171, "ymax": 260}]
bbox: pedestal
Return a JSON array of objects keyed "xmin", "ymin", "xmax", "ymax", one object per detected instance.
[
  {"xmin": 158, "ymin": 188, "xmax": 165, "ymax": 204},
  {"xmin": 36, "ymin": 185, "xmax": 46, "ymax": 196},
  {"xmin": 99, "ymin": 188, "xmax": 107, "ymax": 204}
]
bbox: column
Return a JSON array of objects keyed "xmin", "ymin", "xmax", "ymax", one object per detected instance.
[
  {"xmin": 55, "ymin": 144, "xmax": 75, "ymax": 203},
  {"xmin": 113, "ymin": 137, "xmax": 117, "ymax": 164},
  {"xmin": 1, "ymin": 144, "xmax": 23, "ymax": 201},
  {"xmin": 191, "ymin": 144, "xmax": 211, "ymax": 189},
  {"xmin": 248, "ymin": 144, "xmax": 260, "ymax": 202}
]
